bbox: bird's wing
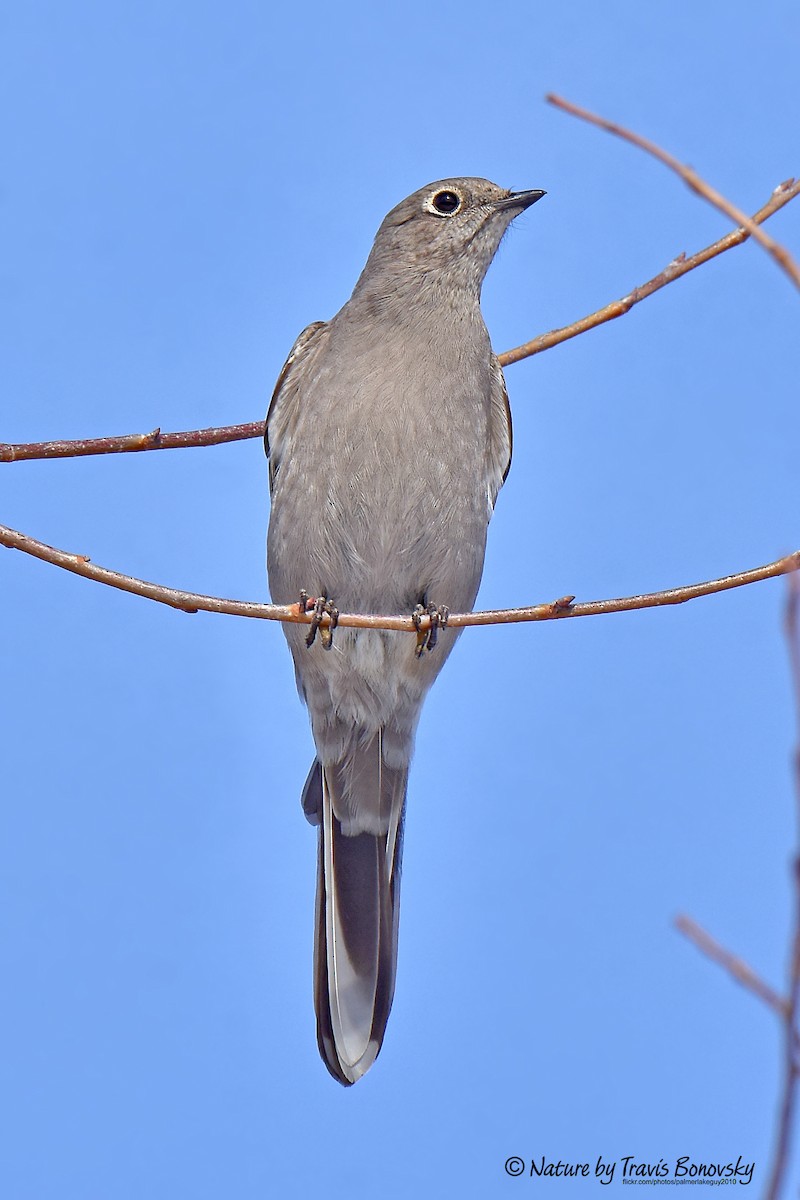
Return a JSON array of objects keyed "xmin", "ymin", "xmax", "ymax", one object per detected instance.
[
  {"xmin": 265, "ymin": 320, "xmax": 329, "ymax": 495},
  {"xmin": 486, "ymin": 353, "xmax": 513, "ymax": 517}
]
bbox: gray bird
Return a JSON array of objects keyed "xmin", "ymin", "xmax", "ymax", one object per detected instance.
[{"xmin": 265, "ymin": 178, "xmax": 544, "ymax": 1085}]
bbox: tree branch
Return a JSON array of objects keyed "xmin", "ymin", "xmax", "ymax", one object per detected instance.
[
  {"xmin": 0, "ymin": 422, "xmax": 265, "ymax": 463},
  {"xmin": 1, "ymin": 521, "xmax": 797, "ymax": 629},
  {"xmin": 2, "ymin": 179, "xmax": 798, "ymax": 463},
  {"xmin": 765, "ymin": 573, "xmax": 800, "ymax": 1200},
  {"xmin": 502, "ymin": 177, "xmax": 799, "ymax": 366},
  {"xmin": 675, "ymin": 578, "xmax": 800, "ymax": 1200},
  {"xmin": 674, "ymin": 913, "xmax": 789, "ymax": 1020},
  {"xmin": 546, "ymin": 93, "xmax": 800, "ymax": 292}
]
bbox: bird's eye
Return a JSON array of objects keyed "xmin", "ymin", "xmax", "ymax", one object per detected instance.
[{"xmin": 429, "ymin": 190, "xmax": 462, "ymax": 216}]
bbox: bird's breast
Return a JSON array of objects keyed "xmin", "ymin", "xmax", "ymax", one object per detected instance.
[{"xmin": 268, "ymin": 317, "xmax": 494, "ymax": 613}]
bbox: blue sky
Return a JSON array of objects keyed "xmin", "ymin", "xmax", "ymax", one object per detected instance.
[{"xmin": 2, "ymin": 3, "xmax": 799, "ymax": 1197}]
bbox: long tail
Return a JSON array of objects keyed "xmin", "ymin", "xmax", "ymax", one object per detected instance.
[{"xmin": 302, "ymin": 742, "xmax": 406, "ymax": 1085}]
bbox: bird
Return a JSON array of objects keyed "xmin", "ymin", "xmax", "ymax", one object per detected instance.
[{"xmin": 265, "ymin": 177, "xmax": 545, "ymax": 1085}]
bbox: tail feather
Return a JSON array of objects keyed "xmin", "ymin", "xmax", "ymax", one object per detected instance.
[{"xmin": 308, "ymin": 739, "xmax": 406, "ymax": 1086}]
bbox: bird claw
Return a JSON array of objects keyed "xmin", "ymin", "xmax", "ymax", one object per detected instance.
[
  {"xmin": 301, "ymin": 592, "xmax": 339, "ymax": 650},
  {"xmin": 413, "ymin": 603, "xmax": 449, "ymax": 657}
]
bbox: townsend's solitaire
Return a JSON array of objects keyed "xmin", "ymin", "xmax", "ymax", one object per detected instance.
[{"xmin": 265, "ymin": 178, "xmax": 545, "ymax": 1085}]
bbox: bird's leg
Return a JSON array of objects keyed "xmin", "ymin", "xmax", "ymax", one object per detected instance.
[
  {"xmin": 413, "ymin": 602, "xmax": 449, "ymax": 657},
  {"xmin": 302, "ymin": 592, "xmax": 339, "ymax": 650}
]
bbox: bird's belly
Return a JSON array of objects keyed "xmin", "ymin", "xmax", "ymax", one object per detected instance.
[{"xmin": 268, "ymin": 437, "xmax": 489, "ymax": 615}]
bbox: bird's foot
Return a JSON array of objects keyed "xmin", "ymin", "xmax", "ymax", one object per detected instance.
[
  {"xmin": 299, "ymin": 590, "xmax": 339, "ymax": 650},
  {"xmin": 413, "ymin": 603, "xmax": 449, "ymax": 657}
]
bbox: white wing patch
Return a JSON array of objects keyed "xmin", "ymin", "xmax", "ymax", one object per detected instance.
[{"xmin": 486, "ymin": 354, "xmax": 513, "ymax": 519}]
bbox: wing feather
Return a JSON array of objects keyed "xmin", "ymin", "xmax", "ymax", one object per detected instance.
[
  {"xmin": 265, "ymin": 321, "xmax": 328, "ymax": 495},
  {"xmin": 487, "ymin": 353, "xmax": 513, "ymax": 517}
]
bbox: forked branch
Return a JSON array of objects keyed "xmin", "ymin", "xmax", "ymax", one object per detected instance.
[{"xmin": 546, "ymin": 93, "xmax": 800, "ymax": 291}]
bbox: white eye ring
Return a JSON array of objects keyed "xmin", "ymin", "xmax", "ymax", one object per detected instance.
[{"xmin": 424, "ymin": 189, "xmax": 463, "ymax": 217}]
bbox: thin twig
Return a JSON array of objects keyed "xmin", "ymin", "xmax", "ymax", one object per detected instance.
[
  {"xmin": 0, "ymin": 422, "xmax": 264, "ymax": 463},
  {"xmin": 1, "ymin": 521, "xmax": 797, "ymax": 629},
  {"xmin": 2, "ymin": 181, "xmax": 798, "ymax": 464},
  {"xmin": 502, "ymin": 178, "xmax": 800, "ymax": 365},
  {"xmin": 674, "ymin": 914, "xmax": 789, "ymax": 1020},
  {"xmin": 765, "ymin": 574, "xmax": 800, "ymax": 1200},
  {"xmin": 546, "ymin": 93, "xmax": 800, "ymax": 292}
]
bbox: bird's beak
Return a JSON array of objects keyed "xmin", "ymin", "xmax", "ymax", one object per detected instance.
[{"xmin": 497, "ymin": 189, "xmax": 547, "ymax": 211}]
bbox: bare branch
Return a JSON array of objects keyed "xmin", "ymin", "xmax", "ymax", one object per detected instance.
[
  {"xmin": 677, "ymin": 581, "xmax": 800, "ymax": 1200},
  {"xmin": 674, "ymin": 913, "xmax": 789, "ymax": 1020},
  {"xmin": 546, "ymin": 93, "xmax": 800, "ymax": 292},
  {"xmin": 1, "ymin": 521, "xmax": 797, "ymax": 630},
  {"xmin": 765, "ymin": 574, "xmax": 800, "ymax": 1200},
  {"xmin": 2, "ymin": 181, "xmax": 798, "ymax": 464},
  {"xmin": 502, "ymin": 177, "xmax": 800, "ymax": 365},
  {"xmin": 0, "ymin": 422, "xmax": 264, "ymax": 463}
]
